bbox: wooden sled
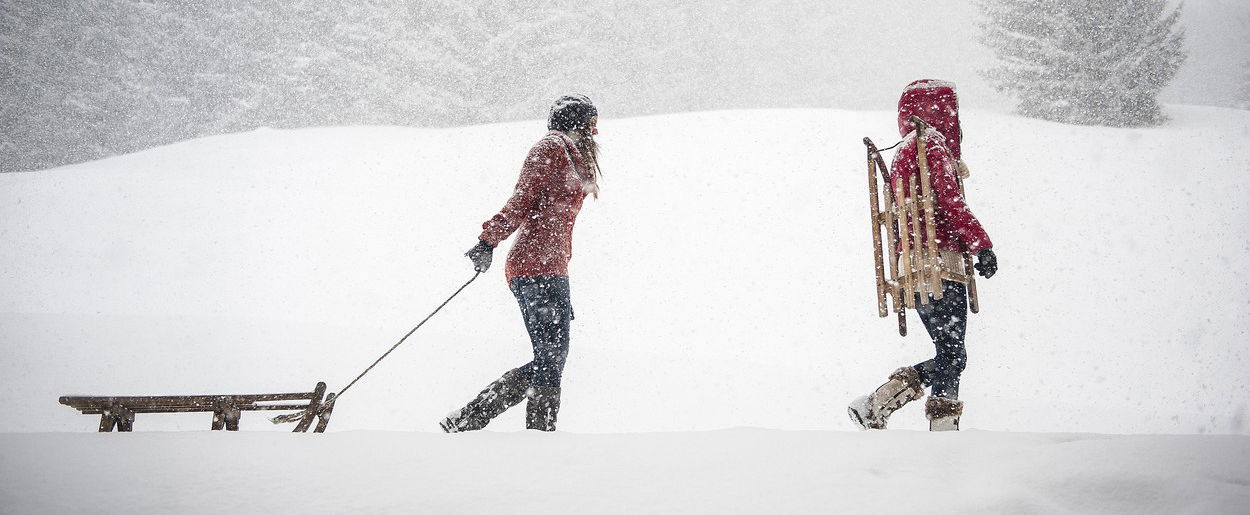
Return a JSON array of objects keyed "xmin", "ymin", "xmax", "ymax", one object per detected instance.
[
  {"xmin": 59, "ymin": 381, "xmax": 336, "ymax": 433},
  {"xmin": 864, "ymin": 115, "xmax": 980, "ymax": 336}
]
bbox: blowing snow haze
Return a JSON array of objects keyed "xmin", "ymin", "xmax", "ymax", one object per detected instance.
[
  {"xmin": 3, "ymin": 3, "xmax": 1250, "ymax": 512},
  {"xmin": 1, "ymin": 0, "xmax": 1248, "ymax": 173}
]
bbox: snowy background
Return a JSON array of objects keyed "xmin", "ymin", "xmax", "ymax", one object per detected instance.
[
  {"xmin": 3, "ymin": 0, "xmax": 1250, "ymax": 513},
  {"xmin": 3, "ymin": 0, "xmax": 1250, "ymax": 173}
]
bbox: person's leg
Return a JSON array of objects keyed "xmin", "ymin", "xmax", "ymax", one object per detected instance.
[
  {"xmin": 850, "ymin": 281, "xmax": 971, "ymax": 430},
  {"xmin": 847, "ymin": 365, "xmax": 924, "ymax": 430},
  {"xmin": 913, "ymin": 281, "xmax": 968, "ymax": 399},
  {"xmin": 513, "ymin": 276, "xmax": 572, "ymax": 388},
  {"xmin": 512, "ymin": 276, "xmax": 572, "ymax": 431},
  {"xmin": 439, "ymin": 365, "xmax": 530, "ymax": 433},
  {"xmin": 913, "ymin": 281, "xmax": 968, "ymax": 430},
  {"xmin": 438, "ymin": 278, "xmax": 554, "ymax": 433}
]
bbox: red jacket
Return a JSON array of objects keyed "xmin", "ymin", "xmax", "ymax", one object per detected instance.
[
  {"xmin": 480, "ymin": 131, "xmax": 591, "ymax": 283},
  {"xmin": 890, "ymin": 80, "xmax": 992, "ymax": 254}
]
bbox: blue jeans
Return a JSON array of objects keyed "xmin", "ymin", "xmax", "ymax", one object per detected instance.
[
  {"xmin": 913, "ymin": 281, "xmax": 968, "ymax": 399},
  {"xmin": 510, "ymin": 275, "xmax": 573, "ymax": 388}
]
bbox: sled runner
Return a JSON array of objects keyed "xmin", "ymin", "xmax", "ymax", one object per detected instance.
[
  {"xmin": 864, "ymin": 115, "xmax": 980, "ymax": 336},
  {"xmin": 59, "ymin": 381, "xmax": 335, "ymax": 432}
]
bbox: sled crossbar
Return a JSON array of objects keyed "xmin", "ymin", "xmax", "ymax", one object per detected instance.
[{"xmin": 59, "ymin": 381, "xmax": 335, "ymax": 433}]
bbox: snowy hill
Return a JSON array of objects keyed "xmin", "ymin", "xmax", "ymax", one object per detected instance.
[{"xmin": 2, "ymin": 107, "xmax": 1249, "ymax": 512}]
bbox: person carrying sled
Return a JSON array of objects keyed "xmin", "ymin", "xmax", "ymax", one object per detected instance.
[
  {"xmin": 848, "ymin": 79, "xmax": 997, "ymax": 431},
  {"xmin": 440, "ymin": 94, "xmax": 601, "ymax": 433}
]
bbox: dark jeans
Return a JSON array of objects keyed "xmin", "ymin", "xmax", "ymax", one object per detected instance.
[
  {"xmin": 509, "ymin": 275, "xmax": 574, "ymax": 388},
  {"xmin": 913, "ymin": 280, "xmax": 968, "ymax": 399}
]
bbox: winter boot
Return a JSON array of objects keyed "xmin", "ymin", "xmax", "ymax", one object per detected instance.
[
  {"xmin": 847, "ymin": 366, "xmax": 924, "ymax": 430},
  {"xmin": 925, "ymin": 396, "xmax": 963, "ymax": 431},
  {"xmin": 440, "ymin": 367, "xmax": 529, "ymax": 433},
  {"xmin": 525, "ymin": 385, "xmax": 561, "ymax": 432}
]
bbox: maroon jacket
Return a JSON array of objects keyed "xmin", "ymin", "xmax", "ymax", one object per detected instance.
[
  {"xmin": 890, "ymin": 80, "xmax": 992, "ymax": 254},
  {"xmin": 479, "ymin": 131, "xmax": 592, "ymax": 283}
]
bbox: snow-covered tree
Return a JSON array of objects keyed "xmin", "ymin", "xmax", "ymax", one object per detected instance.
[
  {"xmin": 979, "ymin": 0, "xmax": 1186, "ymax": 126},
  {"xmin": 1237, "ymin": 15, "xmax": 1250, "ymax": 111},
  {"xmin": 1240, "ymin": 63, "xmax": 1250, "ymax": 111},
  {"xmin": 0, "ymin": 0, "xmax": 845, "ymax": 173}
]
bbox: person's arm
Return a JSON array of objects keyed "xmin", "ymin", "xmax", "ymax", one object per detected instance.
[
  {"xmin": 927, "ymin": 145, "xmax": 992, "ymax": 253},
  {"xmin": 478, "ymin": 139, "xmax": 560, "ymax": 246}
]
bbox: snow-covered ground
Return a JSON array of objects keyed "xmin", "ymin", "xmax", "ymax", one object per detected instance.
[
  {"xmin": 2, "ymin": 430, "xmax": 1247, "ymax": 514},
  {"xmin": 2, "ymin": 107, "xmax": 1249, "ymax": 512}
]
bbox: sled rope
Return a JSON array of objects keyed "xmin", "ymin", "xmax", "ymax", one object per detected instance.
[
  {"xmin": 875, "ymin": 140, "xmax": 903, "ymax": 152},
  {"xmin": 271, "ymin": 271, "xmax": 481, "ymax": 423}
]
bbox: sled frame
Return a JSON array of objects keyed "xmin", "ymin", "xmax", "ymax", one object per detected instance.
[
  {"xmin": 59, "ymin": 381, "xmax": 335, "ymax": 432},
  {"xmin": 864, "ymin": 116, "xmax": 979, "ymax": 336}
]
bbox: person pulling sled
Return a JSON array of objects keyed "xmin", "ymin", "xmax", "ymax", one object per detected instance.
[
  {"xmin": 440, "ymin": 95, "xmax": 601, "ymax": 433},
  {"xmin": 850, "ymin": 80, "xmax": 997, "ymax": 432}
]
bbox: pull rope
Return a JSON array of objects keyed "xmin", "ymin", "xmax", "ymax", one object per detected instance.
[
  {"xmin": 336, "ymin": 271, "xmax": 480, "ymax": 401},
  {"xmin": 281, "ymin": 271, "xmax": 481, "ymax": 420}
]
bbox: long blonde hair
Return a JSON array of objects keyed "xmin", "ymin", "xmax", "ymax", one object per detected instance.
[{"xmin": 573, "ymin": 129, "xmax": 601, "ymax": 199}]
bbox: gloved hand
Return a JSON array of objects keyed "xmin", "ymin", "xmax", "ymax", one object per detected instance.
[
  {"xmin": 465, "ymin": 240, "xmax": 494, "ymax": 273},
  {"xmin": 974, "ymin": 248, "xmax": 997, "ymax": 279}
]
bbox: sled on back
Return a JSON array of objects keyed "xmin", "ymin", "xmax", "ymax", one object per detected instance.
[{"xmin": 863, "ymin": 115, "xmax": 980, "ymax": 336}]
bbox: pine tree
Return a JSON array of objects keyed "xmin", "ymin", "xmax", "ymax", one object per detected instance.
[
  {"xmin": 1239, "ymin": 63, "xmax": 1250, "ymax": 110},
  {"xmin": 1237, "ymin": 14, "xmax": 1250, "ymax": 111},
  {"xmin": 979, "ymin": 0, "xmax": 1187, "ymax": 126}
]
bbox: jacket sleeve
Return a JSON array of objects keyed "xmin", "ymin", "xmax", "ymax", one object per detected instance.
[
  {"xmin": 928, "ymin": 146, "xmax": 993, "ymax": 252},
  {"xmin": 478, "ymin": 139, "xmax": 561, "ymax": 246}
]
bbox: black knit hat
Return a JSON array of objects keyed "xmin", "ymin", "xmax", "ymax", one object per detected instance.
[{"xmin": 547, "ymin": 94, "xmax": 597, "ymax": 132}]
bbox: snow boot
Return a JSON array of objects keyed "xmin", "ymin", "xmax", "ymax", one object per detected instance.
[
  {"xmin": 525, "ymin": 385, "xmax": 561, "ymax": 432},
  {"xmin": 440, "ymin": 367, "xmax": 529, "ymax": 433},
  {"xmin": 847, "ymin": 366, "xmax": 924, "ymax": 430},
  {"xmin": 925, "ymin": 396, "xmax": 963, "ymax": 431}
]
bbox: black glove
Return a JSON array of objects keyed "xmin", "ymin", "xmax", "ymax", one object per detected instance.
[
  {"xmin": 465, "ymin": 240, "xmax": 494, "ymax": 273},
  {"xmin": 974, "ymin": 248, "xmax": 997, "ymax": 279}
]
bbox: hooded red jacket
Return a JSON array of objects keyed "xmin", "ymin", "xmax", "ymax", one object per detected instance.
[
  {"xmin": 479, "ymin": 131, "xmax": 591, "ymax": 283},
  {"xmin": 890, "ymin": 80, "xmax": 992, "ymax": 254}
]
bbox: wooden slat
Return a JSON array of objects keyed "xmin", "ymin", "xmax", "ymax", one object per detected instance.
[
  {"xmin": 964, "ymin": 254, "xmax": 980, "ymax": 313},
  {"xmin": 893, "ymin": 179, "xmax": 916, "ymax": 310},
  {"xmin": 875, "ymin": 151, "xmax": 905, "ymax": 320},
  {"xmin": 864, "ymin": 138, "xmax": 889, "ymax": 318},
  {"xmin": 78, "ymin": 401, "xmax": 314, "ymax": 411},
  {"xmin": 912, "ymin": 116, "xmax": 944, "ymax": 302},
  {"xmin": 117, "ymin": 407, "xmax": 134, "ymax": 432},
  {"xmin": 76, "ymin": 403, "xmax": 315, "ymax": 414},
  {"xmin": 314, "ymin": 393, "xmax": 336, "ymax": 433},
  {"xmin": 98, "ymin": 412, "xmax": 115, "ymax": 432},
  {"xmin": 293, "ymin": 382, "xmax": 327, "ymax": 433},
  {"xmin": 60, "ymin": 391, "xmax": 317, "ymax": 408},
  {"xmin": 956, "ymin": 174, "xmax": 982, "ymax": 314}
]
